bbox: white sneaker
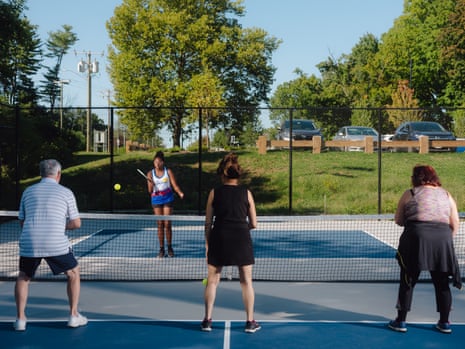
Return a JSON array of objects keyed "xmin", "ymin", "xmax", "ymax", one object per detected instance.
[
  {"xmin": 67, "ymin": 313, "xmax": 88, "ymax": 328},
  {"xmin": 14, "ymin": 319, "xmax": 26, "ymax": 331}
]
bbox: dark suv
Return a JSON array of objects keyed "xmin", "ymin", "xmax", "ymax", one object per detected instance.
[
  {"xmin": 392, "ymin": 121, "xmax": 455, "ymax": 151},
  {"xmin": 277, "ymin": 119, "xmax": 322, "ymax": 141}
]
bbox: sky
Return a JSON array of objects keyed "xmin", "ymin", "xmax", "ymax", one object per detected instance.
[{"xmin": 25, "ymin": 0, "xmax": 405, "ymax": 135}]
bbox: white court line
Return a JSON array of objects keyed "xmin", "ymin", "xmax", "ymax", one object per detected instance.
[
  {"xmin": 69, "ymin": 229, "xmax": 105, "ymax": 246},
  {"xmin": 223, "ymin": 320, "xmax": 231, "ymax": 349},
  {"xmin": 361, "ymin": 229, "xmax": 398, "ymax": 250}
]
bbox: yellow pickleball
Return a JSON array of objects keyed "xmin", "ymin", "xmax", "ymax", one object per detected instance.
[{"xmin": 114, "ymin": 183, "xmax": 121, "ymax": 191}]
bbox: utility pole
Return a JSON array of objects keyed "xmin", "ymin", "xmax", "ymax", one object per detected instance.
[
  {"xmin": 53, "ymin": 79, "xmax": 70, "ymax": 130},
  {"xmin": 76, "ymin": 50, "xmax": 103, "ymax": 152}
]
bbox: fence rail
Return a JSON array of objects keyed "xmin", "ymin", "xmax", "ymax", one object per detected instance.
[{"xmin": 257, "ymin": 136, "xmax": 465, "ymax": 154}]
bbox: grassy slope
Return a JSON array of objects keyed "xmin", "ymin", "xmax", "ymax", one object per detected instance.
[{"xmin": 22, "ymin": 150, "xmax": 465, "ymax": 215}]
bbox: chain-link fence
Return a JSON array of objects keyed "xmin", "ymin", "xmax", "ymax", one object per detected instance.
[{"xmin": 1, "ymin": 104, "xmax": 465, "ymax": 213}]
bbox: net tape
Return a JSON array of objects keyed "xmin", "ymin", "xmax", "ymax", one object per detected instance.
[{"xmin": 1, "ymin": 211, "xmax": 464, "ymax": 282}]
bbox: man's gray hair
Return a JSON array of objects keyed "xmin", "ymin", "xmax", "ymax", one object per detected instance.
[{"xmin": 39, "ymin": 159, "xmax": 62, "ymax": 177}]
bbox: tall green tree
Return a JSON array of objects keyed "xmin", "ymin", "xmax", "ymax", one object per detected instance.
[
  {"xmin": 438, "ymin": 0, "xmax": 465, "ymax": 106},
  {"xmin": 376, "ymin": 0, "xmax": 455, "ymax": 108},
  {"xmin": 40, "ymin": 25, "xmax": 78, "ymax": 110},
  {"xmin": 106, "ymin": 0, "xmax": 279, "ymax": 147},
  {"xmin": 0, "ymin": 0, "xmax": 41, "ymax": 105},
  {"xmin": 386, "ymin": 79, "xmax": 423, "ymax": 128},
  {"xmin": 185, "ymin": 70, "xmax": 225, "ymax": 150},
  {"xmin": 269, "ymin": 69, "xmax": 324, "ymax": 125}
]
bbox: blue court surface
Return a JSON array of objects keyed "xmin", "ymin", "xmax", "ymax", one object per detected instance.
[
  {"xmin": 1, "ymin": 320, "xmax": 464, "ymax": 349},
  {"xmin": 1, "ymin": 280, "xmax": 465, "ymax": 349},
  {"xmin": 72, "ymin": 228, "xmax": 394, "ymax": 258}
]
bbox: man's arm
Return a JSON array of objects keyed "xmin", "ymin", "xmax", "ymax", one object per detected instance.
[{"xmin": 66, "ymin": 217, "xmax": 81, "ymax": 230}]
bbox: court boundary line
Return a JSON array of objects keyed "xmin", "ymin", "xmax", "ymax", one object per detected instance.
[
  {"xmin": 361, "ymin": 229, "xmax": 398, "ymax": 250},
  {"xmin": 223, "ymin": 320, "xmax": 231, "ymax": 349},
  {"xmin": 1, "ymin": 319, "xmax": 465, "ymax": 325},
  {"xmin": 69, "ymin": 229, "xmax": 105, "ymax": 246}
]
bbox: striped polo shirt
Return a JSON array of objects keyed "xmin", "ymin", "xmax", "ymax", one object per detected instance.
[{"xmin": 18, "ymin": 177, "xmax": 80, "ymax": 257}]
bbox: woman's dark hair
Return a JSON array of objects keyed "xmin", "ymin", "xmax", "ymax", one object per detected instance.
[
  {"xmin": 153, "ymin": 151, "xmax": 165, "ymax": 161},
  {"xmin": 411, "ymin": 164, "xmax": 441, "ymax": 187},
  {"xmin": 217, "ymin": 152, "xmax": 242, "ymax": 179}
]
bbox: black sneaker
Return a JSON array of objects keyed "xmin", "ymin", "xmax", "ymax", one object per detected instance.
[
  {"xmin": 436, "ymin": 321, "xmax": 452, "ymax": 334},
  {"xmin": 157, "ymin": 247, "xmax": 165, "ymax": 258},
  {"xmin": 201, "ymin": 318, "xmax": 212, "ymax": 332},
  {"xmin": 388, "ymin": 320, "xmax": 407, "ymax": 333},
  {"xmin": 245, "ymin": 320, "xmax": 261, "ymax": 333},
  {"xmin": 168, "ymin": 246, "xmax": 174, "ymax": 257}
]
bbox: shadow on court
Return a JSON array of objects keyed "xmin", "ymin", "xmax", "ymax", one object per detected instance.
[
  {"xmin": 79, "ymin": 281, "xmax": 390, "ymax": 322},
  {"xmin": 1, "ymin": 320, "xmax": 464, "ymax": 349},
  {"xmin": 1, "ymin": 281, "xmax": 465, "ymax": 348}
]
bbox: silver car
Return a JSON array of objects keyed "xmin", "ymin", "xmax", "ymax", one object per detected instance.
[{"xmin": 333, "ymin": 126, "xmax": 379, "ymax": 151}]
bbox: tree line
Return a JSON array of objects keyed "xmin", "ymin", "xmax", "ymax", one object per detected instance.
[
  {"xmin": 269, "ymin": 0, "xmax": 465, "ymax": 139},
  {"xmin": 2, "ymin": 0, "xmax": 465, "ymax": 177}
]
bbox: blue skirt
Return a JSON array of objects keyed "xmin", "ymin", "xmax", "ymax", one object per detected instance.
[{"xmin": 151, "ymin": 188, "xmax": 174, "ymax": 206}]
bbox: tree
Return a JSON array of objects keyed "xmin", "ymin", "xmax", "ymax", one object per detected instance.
[
  {"xmin": 40, "ymin": 25, "xmax": 78, "ymax": 110},
  {"xmin": 438, "ymin": 0, "xmax": 465, "ymax": 108},
  {"xmin": 387, "ymin": 79, "xmax": 423, "ymax": 128},
  {"xmin": 0, "ymin": 0, "xmax": 41, "ymax": 105},
  {"xmin": 376, "ymin": 0, "xmax": 455, "ymax": 108},
  {"xmin": 185, "ymin": 70, "xmax": 225, "ymax": 150},
  {"xmin": 269, "ymin": 69, "xmax": 324, "ymax": 124},
  {"xmin": 106, "ymin": 0, "xmax": 279, "ymax": 147}
]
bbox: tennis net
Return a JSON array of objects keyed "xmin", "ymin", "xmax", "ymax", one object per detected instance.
[{"xmin": 1, "ymin": 211, "xmax": 464, "ymax": 282}]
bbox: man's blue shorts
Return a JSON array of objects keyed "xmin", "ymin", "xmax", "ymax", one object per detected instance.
[{"xmin": 19, "ymin": 250, "xmax": 78, "ymax": 278}]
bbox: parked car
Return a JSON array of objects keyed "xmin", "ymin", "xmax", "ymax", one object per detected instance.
[
  {"xmin": 332, "ymin": 126, "xmax": 379, "ymax": 151},
  {"xmin": 381, "ymin": 134, "xmax": 394, "ymax": 151},
  {"xmin": 391, "ymin": 121, "xmax": 456, "ymax": 152},
  {"xmin": 277, "ymin": 119, "xmax": 322, "ymax": 141},
  {"xmin": 382, "ymin": 134, "xmax": 394, "ymax": 141}
]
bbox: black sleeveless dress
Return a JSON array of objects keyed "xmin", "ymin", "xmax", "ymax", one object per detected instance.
[{"xmin": 207, "ymin": 185, "xmax": 255, "ymax": 266}]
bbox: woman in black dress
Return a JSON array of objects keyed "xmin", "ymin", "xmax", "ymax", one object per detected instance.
[{"xmin": 201, "ymin": 153, "xmax": 260, "ymax": 333}]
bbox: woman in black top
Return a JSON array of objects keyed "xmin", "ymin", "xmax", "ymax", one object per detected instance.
[{"xmin": 201, "ymin": 153, "xmax": 260, "ymax": 333}]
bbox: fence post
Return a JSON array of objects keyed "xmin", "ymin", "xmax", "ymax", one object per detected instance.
[
  {"xmin": 198, "ymin": 107, "xmax": 203, "ymax": 215},
  {"xmin": 377, "ymin": 108, "xmax": 382, "ymax": 214},
  {"xmin": 312, "ymin": 136, "xmax": 321, "ymax": 153},
  {"xmin": 365, "ymin": 136, "xmax": 373, "ymax": 153},
  {"xmin": 110, "ymin": 107, "xmax": 114, "ymax": 212},
  {"xmin": 419, "ymin": 135, "xmax": 429, "ymax": 154},
  {"xmin": 288, "ymin": 109, "xmax": 293, "ymax": 214},
  {"xmin": 257, "ymin": 135, "xmax": 267, "ymax": 154}
]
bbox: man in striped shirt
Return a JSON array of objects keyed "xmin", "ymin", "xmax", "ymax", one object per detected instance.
[{"xmin": 14, "ymin": 159, "xmax": 87, "ymax": 331}]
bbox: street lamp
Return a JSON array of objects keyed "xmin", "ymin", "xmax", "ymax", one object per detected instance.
[
  {"xmin": 76, "ymin": 50, "xmax": 101, "ymax": 152},
  {"xmin": 53, "ymin": 79, "xmax": 70, "ymax": 129}
]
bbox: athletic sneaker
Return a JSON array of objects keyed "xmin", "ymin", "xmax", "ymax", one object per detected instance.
[
  {"xmin": 201, "ymin": 318, "xmax": 212, "ymax": 332},
  {"xmin": 68, "ymin": 313, "xmax": 88, "ymax": 328},
  {"xmin": 388, "ymin": 320, "xmax": 407, "ymax": 332},
  {"xmin": 157, "ymin": 247, "xmax": 165, "ymax": 258},
  {"xmin": 167, "ymin": 246, "xmax": 174, "ymax": 258},
  {"xmin": 13, "ymin": 319, "xmax": 26, "ymax": 331},
  {"xmin": 245, "ymin": 320, "xmax": 261, "ymax": 333},
  {"xmin": 436, "ymin": 321, "xmax": 452, "ymax": 334}
]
